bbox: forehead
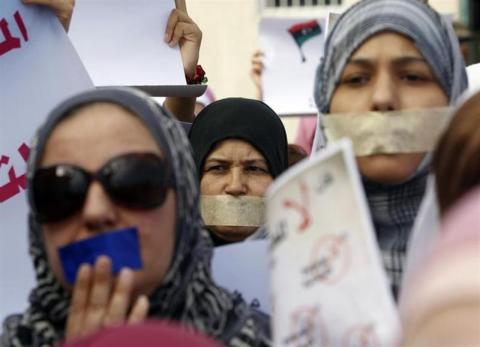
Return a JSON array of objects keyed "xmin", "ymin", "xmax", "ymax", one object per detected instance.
[
  {"xmin": 207, "ymin": 139, "xmax": 266, "ymax": 160},
  {"xmin": 41, "ymin": 102, "xmax": 163, "ymax": 169},
  {"xmin": 349, "ymin": 31, "xmax": 423, "ymax": 60}
]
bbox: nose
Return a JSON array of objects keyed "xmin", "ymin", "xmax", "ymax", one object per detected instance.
[
  {"xmin": 81, "ymin": 181, "xmax": 118, "ymax": 234},
  {"xmin": 224, "ymin": 167, "xmax": 248, "ymax": 196},
  {"xmin": 371, "ymin": 71, "xmax": 398, "ymax": 112}
]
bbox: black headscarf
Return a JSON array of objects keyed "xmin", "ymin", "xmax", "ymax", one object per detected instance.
[
  {"xmin": 1, "ymin": 88, "xmax": 270, "ymax": 347},
  {"xmin": 188, "ymin": 98, "xmax": 288, "ymax": 178}
]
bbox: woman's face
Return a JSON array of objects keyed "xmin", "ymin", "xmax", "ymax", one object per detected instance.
[
  {"xmin": 330, "ymin": 32, "xmax": 449, "ymax": 183},
  {"xmin": 40, "ymin": 102, "xmax": 176, "ymax": 299},
  {"xmin": 200, "ymin": 139, "xmax": 273, "ymax": 241}
]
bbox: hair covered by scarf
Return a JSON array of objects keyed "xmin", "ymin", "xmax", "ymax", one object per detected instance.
[
  {"xmin": 189, "ymin": 97, "xmax": 288, "ymax": 179},
  {"xmin": 1, "ymin": 88, "xmax": 270, "ymax": 347},
  {"xmin": 313, "ymin": 0, "xmax": 467, "ymax": 121}
]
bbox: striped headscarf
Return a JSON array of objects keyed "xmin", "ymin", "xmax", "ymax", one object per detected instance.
[
  {"xmin": 312, "ymin": 0, "xmax": 468, "ymax": 297},
  {"xmin": 1, "ymin": 88, "xmax": 270, "ymax": 347},
  {"xmin": 314, "ymin": 0, "xmax": 467, "ymax": 118}
]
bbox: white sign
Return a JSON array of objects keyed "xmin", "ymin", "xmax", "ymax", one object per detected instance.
[
  {"xmin": 69, "ymin": 0, "xmax": 189, "ymax": 94},
  {"xmin": 212, "ymin": 240, "xmax": 271, "ymax": 314},
  {"xmin": 260, "ymin": 17, "xmax": 326, "ymax": 115},
  {"xmin": 0, "ymin": 0, "xmax": 93, "ymax": 326},
  {"xmin": 267, "ymin": 139, "xmax": 400, "ymax": 347}
]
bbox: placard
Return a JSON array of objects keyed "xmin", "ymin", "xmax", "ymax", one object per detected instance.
[
  {"xmin": 267, "ymin": 139, "xmax": 400, "ymax": 346},
  {"xmin": 260, "ymin": 17, "xmax": 326, "ymax": 115},
  {"xmin": 0, "ymin": 0, "xmax": 93, "ymax": 325}
]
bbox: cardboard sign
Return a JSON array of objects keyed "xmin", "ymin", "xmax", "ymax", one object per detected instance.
[
  {"xmin": 266, "ymin": 139, "xmax": 400, "ymax": 347},
  {"xmin": 0, "ymin": 0, "xmax": 93, "ymax": 326},
  {"xmin": 211, "ymin": 240, "xmax": 271, "ymax": 314},
  {"xmin": 69, "ymin": 0, "xmax": 205, "ymax": 96},
  {"xmin": 259, "ymin": 17, "xmax": 326, "ymax": 116}
]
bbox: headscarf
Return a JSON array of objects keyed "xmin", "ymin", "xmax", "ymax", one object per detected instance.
[
  {"xmin": 311, "ymin": 0, "xmax": 468, "ymax": 297},
  {"xmin": 1, "ymin": 88, "xmax": 271, "ymax": 347},
  {"xmin": 188, "ymin": 98, "xmax": 288, "ymax": 179}
]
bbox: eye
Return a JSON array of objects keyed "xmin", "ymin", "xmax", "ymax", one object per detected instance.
[
  {"xmin": 205, "ymin": 164, "xmax": 228, "ymax": 173},
  {"xmin": 400, "ymin": 72, "xmax": 427, "ymax": 83},
  {"xmin": 341, "ymin": 74, "xmax": 370, "ymax": 86},
  {"xmin": 245, "ymin": 165, "xmax": 269, "ymax": 174}
]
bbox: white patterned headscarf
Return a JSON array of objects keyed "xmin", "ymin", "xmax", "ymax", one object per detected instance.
[
  {"xmin": 1, "ymin": 88, "xmax": 270, "ymax": 347},
  {"xmin": 311, "ymin": 0, "xmax": 468, "ymax": 298}
]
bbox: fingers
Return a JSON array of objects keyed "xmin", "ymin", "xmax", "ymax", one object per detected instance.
[
  {"xmin": 128, "ymin": 295, "xmax": 149, "ymax": 324},
  {"xmin": 82, "ymin": 256, "xmax": 113, "ymax": 336},
  {"xmin": 22, "ymin": 0, "xmax": 74, "ymax": 31},
  {"xmin": 164, "ymin": 9, "xmax": 199, "ymax": 47},
  {"xmin": 103, "ymin": 268, "xmax": 134, "ymax": 327},
  {"xmin": 66, "ymin": 264, "xmax": 92, "ymax": 339}
]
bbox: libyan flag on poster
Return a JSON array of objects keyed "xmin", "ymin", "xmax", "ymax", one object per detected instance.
[{"xmin": 288, "ymin": 20, "xmax": 322, "ymax": 62}]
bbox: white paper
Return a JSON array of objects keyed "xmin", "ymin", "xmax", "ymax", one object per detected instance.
[
  {"xmin": 69, "ymin": 0, "xmax": 186, "ymax": 88},
  {"xmin": 267, "ymin": 139, "xmax": 400, "ymax": 347},
  {"xmin": 211, "ymin": 240, "xmax": 271, "ymax": 314},
  {"xmin": 0, "ymin": 0, "xmax": 93, "ymax": 326},
  {"xmin": 260, "ymin": 17, "xmax": 326, "ymax": 115}
]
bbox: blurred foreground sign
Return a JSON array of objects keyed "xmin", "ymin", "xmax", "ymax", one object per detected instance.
[
  {"xmin": 267, "ymin": 139, "xmax": 400, "ymax": 347},
  {"xmin": 0, "ymin": 0, "xmax": 93, "ymax": 326}
]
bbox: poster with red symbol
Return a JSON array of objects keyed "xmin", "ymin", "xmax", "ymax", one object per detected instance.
[
  {"xmin": 0, "ymin": 0, "xmax": 93, "ymax": 325},
  {"xmin": 266, "ymin": 139, "xmax": 400, "ymax": 347}
]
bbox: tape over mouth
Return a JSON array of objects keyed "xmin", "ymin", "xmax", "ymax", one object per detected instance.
[
  {"xmin": 200, "ymin": 195, "xmax": 266, "ymax": 227},
  {"xmin": 323, "ymin": 107, "xmax": 453, "ymax": 156}
]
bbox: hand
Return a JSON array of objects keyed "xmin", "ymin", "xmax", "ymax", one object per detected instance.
[
  {"xmin": 251, "ymin": 50, "xmax": 264, "ymax": 100},
  {"xmin": 22, "ymin": 0, "xmax": 74, "ymax": 32},
  {"xmin": 164, "ymin": 9, "xmax": 202, "ymax": 80},
  {"xmin": 65, "ymin": 256, "xmax": 149, "ymax": 340}
]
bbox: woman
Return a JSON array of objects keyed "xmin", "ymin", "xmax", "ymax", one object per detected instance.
[
  {"xmin": 312, "ymin": 0, "xmax": 467, "ymax": 297},
  {"xmin": 1, "ymin": 88, "xmax": 270, "ymax": 346},
  {"xmin": 433, "ymin": 89, "xmax": 480, "ymax": 215},
  {"xmin": 188, "ymin": 98, "xmax": 289, "ymax": 246}
]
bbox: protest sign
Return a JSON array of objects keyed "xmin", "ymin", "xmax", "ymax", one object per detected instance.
[
  {"xmin": 0, "ymin": 0, "xmax": 93, "ymax": 325},
  {"xmin": 267, "ymin": 139, "xmax": 400, "ymax": 347},
  {"xmin": 259, "ymin": 17, "xmax": 326, "ymax": 116},
  {"xmin": 212, "ymin": 240, "xmax": 271, "ymax": 314},
  {"xmin": 69, "ymin": 0, "xmax": 205, "ymax": 97}
]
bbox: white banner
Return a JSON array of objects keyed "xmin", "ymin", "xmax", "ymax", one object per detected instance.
[
  {"xmin": 0, "ymin": 0, "xmax": 93, "ymax": 325},
  {"xmin": 69, "ymin": 0, "xmax": 191, "ymax": 95},
  {"xmin": 267, "ymin": 139, "xmax": 400, "ymax": 347}
]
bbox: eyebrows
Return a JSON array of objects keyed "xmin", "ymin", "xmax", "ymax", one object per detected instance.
[
  {"xmin": 205, "ymin": 157, "xmax": 268, "ymax": 165},
  {"xmin": 345, "ymin": 56, "xmax": 429, "ymax": 69}
]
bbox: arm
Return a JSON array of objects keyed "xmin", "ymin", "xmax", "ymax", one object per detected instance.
[
  {"xmin": 22, "ymin": 0, "xmax": 74, "ymax": 32},
  {"xmin": 163, "ymin": 7, "xmax": 202, "ymax": 123}
]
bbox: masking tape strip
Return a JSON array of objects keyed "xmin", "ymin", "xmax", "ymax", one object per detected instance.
[
  {"xmin": 200, "ymin": 195, "xmax": 266, "ymax": 227},
  {"xmin": 323, "ymin": 107, "xmax": 453, "ymax": 156}
]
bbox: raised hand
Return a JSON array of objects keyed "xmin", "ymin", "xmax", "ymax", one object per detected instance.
[
  {"xmin": 22, "ymin": 0, "xmax": 75, "ymax": 31},
  {"xmin": 65, "ymin": 256, "xmax": 149, "ymax": 340}
]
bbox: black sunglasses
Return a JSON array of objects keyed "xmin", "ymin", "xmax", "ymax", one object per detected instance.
[{"xmin": 33, "ymin": 152, "xmax": 172, "ymax": 223}]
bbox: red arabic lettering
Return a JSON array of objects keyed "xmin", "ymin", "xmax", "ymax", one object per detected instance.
[
  {"xmin": 0, "ymin": 11, "xmax": 28, "ymax": 57},
  {"xmin": 0, "ymin": 143, "xmax": 31, "ymax": 203},
  {"xmin": 283, "ymin": 180, "xmax": 312, "ymax": 232}
]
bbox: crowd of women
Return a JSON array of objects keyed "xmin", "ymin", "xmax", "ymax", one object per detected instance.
[{"xmin": 1, "ymin": 0, "xmax": 479, "ymax": 346}]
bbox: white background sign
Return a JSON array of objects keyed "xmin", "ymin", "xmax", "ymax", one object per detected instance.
[
  {"xmin": 267, "ymin": 140, "xmax": 400, "ymax": 347},
  {"xmin": 0, "ymin": 0, "xmax": 93, "ymax": 326},
  {"xmin": 260, "ymin": 17, "xmax": 326, "ymax": 115},
  {"xmin": 69, "ymin": 0, "xmax": 186, "ymax": 88}
]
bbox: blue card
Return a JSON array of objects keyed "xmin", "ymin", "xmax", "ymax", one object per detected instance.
[{"xmin": 58, "ymin": 227, "xmax": 143, "ymax": 284}]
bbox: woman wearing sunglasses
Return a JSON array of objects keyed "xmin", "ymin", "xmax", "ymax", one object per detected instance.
[{"xmin": 1, "ymin": 88, "xmax": 270, "ymax": 347}]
